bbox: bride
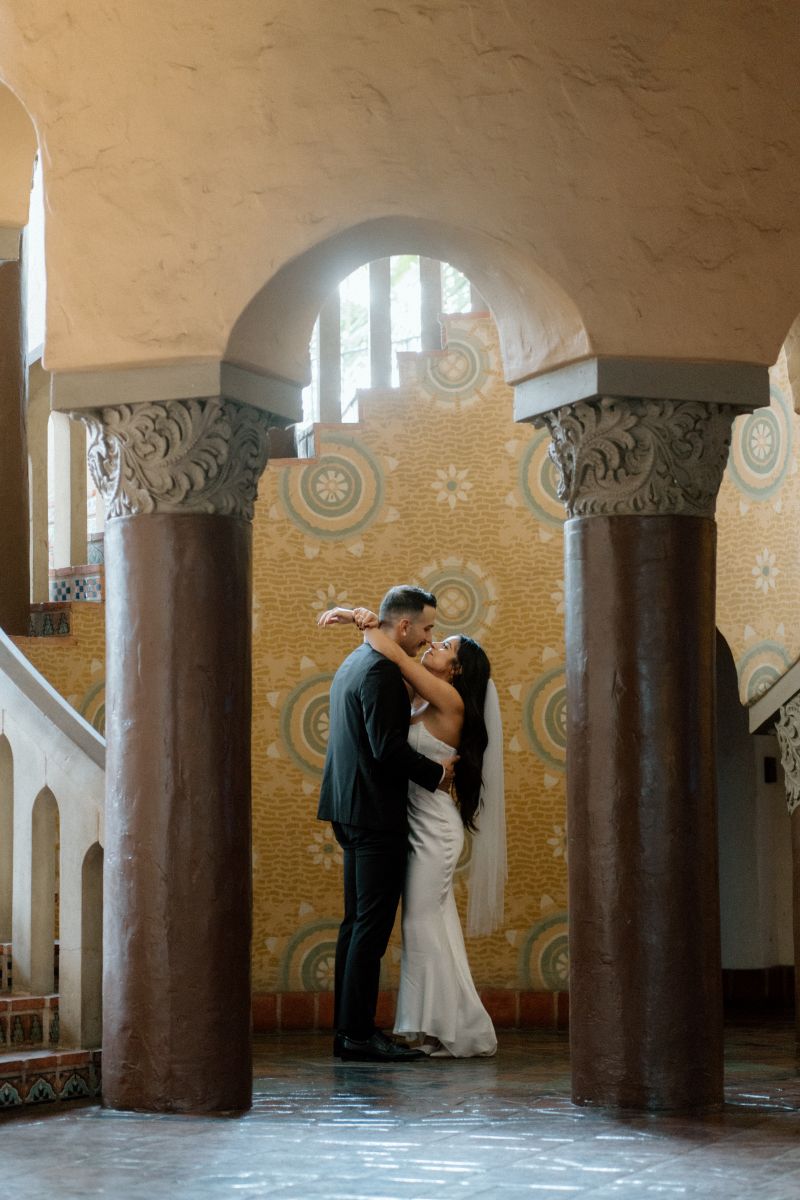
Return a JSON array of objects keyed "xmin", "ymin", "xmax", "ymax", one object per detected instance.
[{"xmin": 319, "ymin": 604, "xmax": 506, "ymax": 1058}]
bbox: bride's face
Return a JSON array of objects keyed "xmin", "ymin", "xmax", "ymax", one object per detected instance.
[{"xmin": 421, "ymin": 637, "xmax": 461, "ymax": 680}]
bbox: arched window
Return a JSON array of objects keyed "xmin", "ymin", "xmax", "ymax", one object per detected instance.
[{"xmin": 303, "ymin": 256, "xmax": 479, "ymax": 424}]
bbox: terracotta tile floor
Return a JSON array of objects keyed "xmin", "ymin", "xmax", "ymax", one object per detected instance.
[{"xmin": 3, "ymin": 1020, "xmax": 800, "ymax": 1198}]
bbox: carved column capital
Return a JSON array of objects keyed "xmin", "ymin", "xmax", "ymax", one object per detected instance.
[
  {"xmin": 74, "ymin": 397, "xmax": 271, "ymax": 521},
  {"xmin": 775, "ymin": 696, "xmax": 800, "ymax": 817},
  {"xmin": 540, "ymin": 397, "xmax": 737, "ymax": 518}
]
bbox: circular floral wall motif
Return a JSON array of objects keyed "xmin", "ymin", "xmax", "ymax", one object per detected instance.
[
  {"xmin": 518, "ymin": 430, "xmax": 565, "ymax": 527},
  {"xmin": 727, "ymin": 384, "xmax": 793, "ymax": 501},
  {"xmin": 279, "ymin": 434, "xmax": 385, "ymax": 539},
  {"xmin": 416, "ymin": 557, "xmax": 497, "ymax": 639},
  {"xmin": 417, "ymin": 331, "xmax": 490, "ymax": 408},
  {"xmin": 523, "ymin": 667, "xmax": 567, "ymax": 770},
  {"xmin": 280, "ymin": 674, "xmax": 333, "ymax": 777},
  {"xmin": 279, "ymin": 919, "xmax": 340, "ymax": 991},
  {"xmin": 736, "ymin": 642, "xmax": 791, "ymax": 702},
  {"xmin": 518, "ymin": 913, "xmax": 569, "ymax": 990}
]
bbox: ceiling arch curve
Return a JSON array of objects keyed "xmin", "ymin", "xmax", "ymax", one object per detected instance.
[
  {"xmin": 0, "ymin": 79, "xmax": 37, "ymax": 238},
  {"xmin": 225, "ymin": 216, "xmax": 590, "ymax": 389}
]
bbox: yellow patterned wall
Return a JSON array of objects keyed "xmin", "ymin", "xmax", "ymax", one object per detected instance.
[
  {"xmin": 14, "ymin": 602, "xmax": 106, "ymax": 733},
  {"xmin": 15, "ymin": 321, "xmax": 799, "ymax": 999},
  {"xmin": 252, "ymin": 314, "xmax": 570, "ymax": 995},
  {"xmin": 717, "ymin": 350, "xmax": 800, "ymax": 703}
]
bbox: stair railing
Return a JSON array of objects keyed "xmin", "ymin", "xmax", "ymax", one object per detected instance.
[{"xmin": 0, "ymin": 628, "xmax": 104, "ymax": 1048}]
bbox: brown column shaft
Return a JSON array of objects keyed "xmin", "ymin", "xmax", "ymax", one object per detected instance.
[
  {"xmin": 565, "ymin": 514, "xmax": 723, "ymax": 1111},
  {"xmin": 0, "ymin": 259, "xmax": 30, "ymax": 633},
  {"xmin": 102, "ymin": 513, "xmax": 253, "ymax": 1113}
]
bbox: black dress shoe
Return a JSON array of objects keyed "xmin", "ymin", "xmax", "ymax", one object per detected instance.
[{"xmin": 336, "ymin": 1032, "xmax": 425, "ymax": 1062}]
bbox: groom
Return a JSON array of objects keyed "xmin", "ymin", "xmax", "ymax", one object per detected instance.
[{"xmin": 318, "ymin": 585, "xmax": 455, "ymax": 1062}]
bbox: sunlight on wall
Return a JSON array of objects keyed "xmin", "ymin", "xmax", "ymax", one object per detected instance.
[
  {"xmin": 302, "ymin": 257, "xmax": 470, "ymax": 423},
  {"xmin": 23, "ymin": 157, "xmax": 45, "ymax": 358}
]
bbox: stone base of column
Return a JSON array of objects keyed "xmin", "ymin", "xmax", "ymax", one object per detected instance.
[
  {"xmin": 565, "ymin": 514, "xmax": 724, "ymax": 1112},
  {"xmin": 101, "ymin": 513, "xmax": 253, "ymax": 1113}
]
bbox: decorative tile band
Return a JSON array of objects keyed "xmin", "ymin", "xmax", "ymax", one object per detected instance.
[
  {"xmin": 28, "ymin": 604, "xmax": 72, "ymax": 637},
  {"xmin": 48, "ymin": 567, "xmax": 104, "ymax": 604},
  {"xmin": 0, "ymin": 1049, "xmax": 101, "ymax": 1111}
]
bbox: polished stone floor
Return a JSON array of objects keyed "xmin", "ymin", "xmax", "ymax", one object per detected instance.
[{"xmin": 3, "ymin": 1021, "xmax": 800, "ymax": 1199}]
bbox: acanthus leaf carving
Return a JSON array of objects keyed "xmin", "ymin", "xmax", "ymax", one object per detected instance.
[
  {"xmin": 74, "ymin": 397, "xmax": 272, "ymax": 521},
  {"xmin": 775, "ymin": 696, "xmax": 800, "ymax": 817},
  {"xmin": 541, "ymin": 397, "xmax": 737, "ymax": 518}
]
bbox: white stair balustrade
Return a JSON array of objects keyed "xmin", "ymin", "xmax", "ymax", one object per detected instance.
[{"xmin": 0, "ymin": 628, "xmax": 104, "ymax": 1049}]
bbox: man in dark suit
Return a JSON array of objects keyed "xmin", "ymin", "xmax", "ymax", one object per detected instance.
[{"xmin": 318, "ymin": 585, "xmax": 454, "ymax": 1062}]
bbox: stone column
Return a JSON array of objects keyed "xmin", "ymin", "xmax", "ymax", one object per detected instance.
[
  {"xmin": 775, "ymin": 696, "xmax": 800, "ymax": 1045},
  {"xmin": 75, "ymin": 396, "xmax": 271, "ymax": 1113},
  {"xmin": 541, "ymin": 396, "xmax": 737, "ymax": 1112},
  {"xmin": 0, "ymin": 257, "xmax": 30, "ymax": 633}
]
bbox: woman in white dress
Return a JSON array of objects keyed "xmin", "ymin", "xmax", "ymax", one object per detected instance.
[{"xmin": 319, "ymin": 605, "xmax": 506, "ymax": 1058}]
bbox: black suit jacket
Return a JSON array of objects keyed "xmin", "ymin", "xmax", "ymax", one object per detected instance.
[{"xmin": 317, "ymin": 643, "xmax": 443, "ymax": 834}]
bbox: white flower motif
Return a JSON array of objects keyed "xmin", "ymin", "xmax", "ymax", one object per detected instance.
[
  {"xmin": 307, "ymin": 827, "xmax": 343, "ymax": 870},
  {"xmin": 315, "ymin": 469, "xmax": 349, "ymax": 504},
  {"xmin": 431, "ymin": 464, "xmax": 473, "ymax": 509},
  {"xmin": 438, "ymin": 585, "xmax": 470, "ymax": 620},
  {"xmin": 311, "ymin": 584, "xmax": 349, "ymax": 613},
  {"xmin": 753, "ymin": 548, "xmax": 779, "ymax": 594},
  {"xmin": 550, "ymin": 580, "xmax": 565, "ymax": 615},
  {"xmin": 313, "ymin": 955, "xmax": 336, "ymax": 989},
  {"xmin": 546, "ymin": 823, "xmax": 568, "ymax": 862},
  {"xmin": 749, "ymin": 419, "xmax": 774, "ymax": 463}
]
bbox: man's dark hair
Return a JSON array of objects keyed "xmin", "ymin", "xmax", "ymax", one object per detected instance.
[{"xmin": 379, "ymin": 585, "xmax": 436, "ymax": 623}]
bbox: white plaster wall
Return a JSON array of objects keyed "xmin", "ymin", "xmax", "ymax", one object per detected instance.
[
  {"xmin": 0, "ymin": 2, "xmax": 798, "ymax": 376},
  {"xmin": 0, "ymin": 631, "xmax": 104, "ymax": 1046}
]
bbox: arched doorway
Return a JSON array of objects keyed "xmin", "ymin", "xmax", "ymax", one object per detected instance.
[
  {"xmin": 717, "ymin": 631, "xmax": 794, "ymax": 1005},
  {"xmin": 30, "ymin": 786, "xmax": 59, "ymax": 995}
]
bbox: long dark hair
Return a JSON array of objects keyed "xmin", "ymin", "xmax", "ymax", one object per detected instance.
[{"xmin": 451, "ymin": 636, "xmax": 491, "ymax": 832}]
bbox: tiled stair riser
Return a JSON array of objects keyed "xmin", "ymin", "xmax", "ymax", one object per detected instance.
[
  {"xmin": 0, "ymin": 1050, "xmax": 101, "ymax": 1111},
  {"xmin": 0, "ymin": 998, "xmax": 59, "ymax": 1050},
  {"xmin": 28, "ymin": 604, "xmax": 71, "ymax": 637}
]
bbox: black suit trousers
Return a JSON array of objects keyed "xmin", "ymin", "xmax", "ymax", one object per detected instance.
[{"xmin": 331, "ymin": 822, "xmax": 408, "ymax": 1038}]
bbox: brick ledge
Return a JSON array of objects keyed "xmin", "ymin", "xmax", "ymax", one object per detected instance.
[{"xmin": 252, "ymin": 989, "xmax": 569, "ymax": 1033}]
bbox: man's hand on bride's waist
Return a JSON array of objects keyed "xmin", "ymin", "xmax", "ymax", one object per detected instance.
[{"xmin": 440, "ymin": 755, "xmax": 459, "ymax": 792}]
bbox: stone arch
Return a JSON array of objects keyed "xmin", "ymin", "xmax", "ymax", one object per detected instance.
[
  {"xmin": 0, "ymin": 735, "xmax": 12, "ymax": 941},
  {"xmin": 0, "ymin": 80, "xmax": 38, "ymax": 244},
  {"xmin": 81, "ymin": 842, "xmax": 103, "ymax": 1048},
  {"xmin": 30, "ymin": 786, "xmax": 59, "ymax": 994},
  {"xmin": 782, "ymin": 312, "xmax": 800, "ymax": 415},
  {"xmin": 715, "ymin": 629, "xmax": 790, "ymax": 976},
  {"xmin": 225, "ymin": 216, "xmax": 590, "ymax": 392}
]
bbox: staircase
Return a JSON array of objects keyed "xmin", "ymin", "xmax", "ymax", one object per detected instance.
[
  {"xmin": 0, "ymin": 940, "xmax": 100, "ymax": 1109},
  {"xmin": 0, "ymin": 629, "xmax": 105, "ymax": 1113}
]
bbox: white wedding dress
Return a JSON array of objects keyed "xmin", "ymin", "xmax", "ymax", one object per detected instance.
[{"xmin": 393, "ymin": 721, "xmax": 497, "ymax": 1057}]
